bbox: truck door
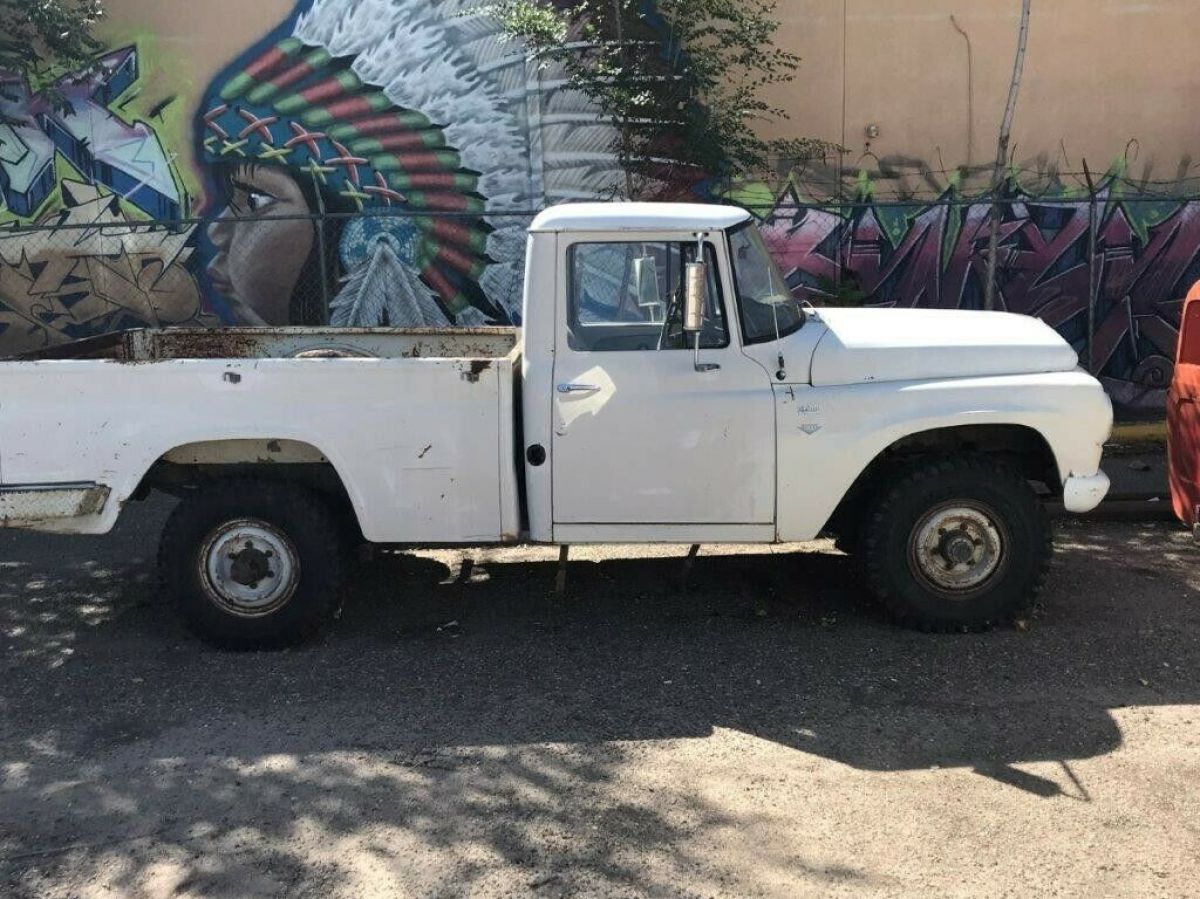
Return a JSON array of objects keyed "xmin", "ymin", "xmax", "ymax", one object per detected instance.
[
  {"xmin": 1169, "ymin": 280, "xmax": 1200, "ymax": 526},
  {"xmin": 550, "ymin": 234, "xmax": 777, "ymax": 540}
]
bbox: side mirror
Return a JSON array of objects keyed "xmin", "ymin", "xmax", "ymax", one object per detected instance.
[
  {"xmin": 632, "ymin": 256, "xmax": 663, "ymax": 322},
  {"xmin": 683, "ymin": 261, "xmax": 707, "ymax": 333}
]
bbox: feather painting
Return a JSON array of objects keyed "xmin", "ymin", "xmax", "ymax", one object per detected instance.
[{"xmin": 329, "ymin": 237, "xmax": 447, "ymax": 328}]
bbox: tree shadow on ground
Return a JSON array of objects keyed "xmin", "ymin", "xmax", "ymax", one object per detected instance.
[{"xmin": 1, "ymin": 505, "xmax": 1196, "ymax": 896}]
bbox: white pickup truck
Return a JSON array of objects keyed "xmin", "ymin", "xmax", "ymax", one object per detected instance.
[{"xmin": 0, "ymin": 204, "xmax": 1112, "ymax": 647}]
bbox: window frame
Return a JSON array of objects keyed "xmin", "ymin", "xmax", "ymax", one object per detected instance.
[
  {"xmin": 565, "ymin": 238, "xmax": 732, "ymax": 354},
  {"xmin": 726, "ymin": 220, "xmax": 806, "ymax": 347}
]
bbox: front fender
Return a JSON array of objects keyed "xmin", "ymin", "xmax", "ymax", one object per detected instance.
[{"xmin": 775, "ymin": 371, "xmax": 1112, "ymax": 541}]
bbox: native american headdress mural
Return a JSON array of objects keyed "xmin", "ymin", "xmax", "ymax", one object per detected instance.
[{"xmin": 196, "ymin": 0, "xmax": 686, "ymax": 329}]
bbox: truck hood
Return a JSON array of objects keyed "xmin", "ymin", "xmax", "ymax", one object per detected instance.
[{"xmin": 808, "ymin": 308, "xmax": 1079, "ymax": 387}]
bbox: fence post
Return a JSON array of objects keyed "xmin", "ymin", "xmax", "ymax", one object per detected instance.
[
  {"xmin": 1083, "ymin": 159, "xmax": 1098, "ymax": 375},
  {"xmin": 833, "ymin": 160, "xmax": 844, "ymax": 302},
  {"xmin": 309, "ymin": 169, "xmax": 332, "ymax": 324}
]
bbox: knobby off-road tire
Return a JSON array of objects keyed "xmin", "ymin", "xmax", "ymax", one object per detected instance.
[
  {"xmin": 862, "ymin": 456, "xmax": 1051, "ymax": 632},
  {"xmin": 159, "ymin": 480, "xmax": 345, "ymax": 649}
]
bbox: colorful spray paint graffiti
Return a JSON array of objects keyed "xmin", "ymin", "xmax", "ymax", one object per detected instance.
[
  {"xmin": 755, "ymin": 183, "xmax": 1200, "ymax": 415},
  {"xmin": 1, "ymin": 0, "xmax": 1198, "ymax": 421},
  {"xmin": 0, "ymin": 40, "xmax": 204, "ymax": 353},
  {"xmin": 0, "ymin": 46, "xmax": 186, "ymax": 221},
  {"xmin": 3, "ymin": 0, "xmax": 612, "ymax": 346},
  {"xmin": 0, "ymin": 180, "xmax": 212, "ymax": 354}
]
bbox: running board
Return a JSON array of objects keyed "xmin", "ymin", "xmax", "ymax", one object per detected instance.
[{"xmin": 0, "ymin": 483, "xmax": 111, "ymax": 526}]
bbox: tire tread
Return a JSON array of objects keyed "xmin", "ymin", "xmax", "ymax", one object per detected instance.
[
  {"xmin": 862, "ymin": 455, "xmax": 1051, "ymax": 632},
  {"xmin": 158, "ymin": 479, "xmax": 345, "ymax": 649}
]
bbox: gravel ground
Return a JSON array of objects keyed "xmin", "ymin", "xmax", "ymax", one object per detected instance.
[{"xmin": 1, "ymin": 497, "xmax": 1198, "ymax": 898}]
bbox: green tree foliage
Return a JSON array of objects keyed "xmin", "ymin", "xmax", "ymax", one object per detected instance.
[
  {"xmin": 482, "ymin": 0, "xmax": 836, "ymax": 197},
  {"xmin": 0, "ymin": 0, "xmax": 106, "ymax": 119}
]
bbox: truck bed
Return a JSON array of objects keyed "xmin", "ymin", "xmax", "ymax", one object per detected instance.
[{"xmin": 0, "ymin": 327, "xmax": 524, "ymax": 543}]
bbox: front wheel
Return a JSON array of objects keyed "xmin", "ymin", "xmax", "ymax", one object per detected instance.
[
  {"xmin": 862, "ymin": 457, "xmax": 1051, "ymax": 631},
  {"xmin": 159, "ymin": 481, "xmax": 345, "ymax": 649}
]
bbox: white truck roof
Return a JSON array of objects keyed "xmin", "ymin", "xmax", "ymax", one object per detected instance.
[{"xmin": 528, "ymin": 202, "xmax": 753, "ymax": 233}]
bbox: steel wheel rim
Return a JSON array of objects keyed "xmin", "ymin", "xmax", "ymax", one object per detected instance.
[
  {"xmin": 199, "ymin": 519, "xmax": 300, "ymax": 618},
  {"xmin": 907, "ymin": 501, "xmax": 1008, "ymax": 598}
]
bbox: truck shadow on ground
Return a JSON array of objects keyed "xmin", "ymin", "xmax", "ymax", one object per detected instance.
[
  {"xmin": 336, "ymin": 522, "xmax": 1199, "ymax": 776},
  {"xmin": 1, "ymin": 511, "xmax": 1197, "ymax": 895}
]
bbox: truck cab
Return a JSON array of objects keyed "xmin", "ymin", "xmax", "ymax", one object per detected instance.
[
  {"xmin": 521, "ymin": 204, "xmax": 794, "ymax": 545},
  {"xmin": 521, "ymin": 203, "xmax": 1110, "ymax": 547}
]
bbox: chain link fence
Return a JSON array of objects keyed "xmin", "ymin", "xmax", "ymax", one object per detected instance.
[
  {"xmin": 1, "ymin": 194, "xmax": 1196, "ymax": 418},
  {"xmin": 0, "ymin": 209, "xmax": 538, "ymax": 358}
]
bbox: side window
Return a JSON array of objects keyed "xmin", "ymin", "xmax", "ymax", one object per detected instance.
[{"xmin": 567, "ymin": 242, "xmax": 729, "ymax": 352}]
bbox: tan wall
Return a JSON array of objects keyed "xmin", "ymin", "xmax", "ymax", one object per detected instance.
[
  {"xmin": 0, "ymin": 0, "xmax": 1191, "ymax": 417},
  {"xmin": 92, "ymin": 0, "xmax": 1200, "ymax": 199},
  {"xmin": 762, "ymin": 0, "xmax": 1200, "ymax": 196},
  {"xmin": 101, "ymin": 0, "xmax": 294, "ymax": 94}
]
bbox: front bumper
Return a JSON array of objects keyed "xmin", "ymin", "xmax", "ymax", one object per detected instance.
[{"xmin": 1062, "ymin": 471, "xmax": 1111, "ymax": 514}]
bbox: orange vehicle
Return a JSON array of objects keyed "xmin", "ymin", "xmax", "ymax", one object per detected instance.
[{"xmin": 1169, "ymin": 280, "xmax": 1200, "ymax": 538}]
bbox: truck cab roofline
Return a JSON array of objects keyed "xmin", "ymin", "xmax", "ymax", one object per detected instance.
[{"xmin": 528, "ymin": 202, "xmax": 752, "ymax": 234}]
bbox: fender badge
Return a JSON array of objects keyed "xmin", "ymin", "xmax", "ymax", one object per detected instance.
[{"xmin": 800, "ymin": 424, "xmax": 822, "ymax": 435}]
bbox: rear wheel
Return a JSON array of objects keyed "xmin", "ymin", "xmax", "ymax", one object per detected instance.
[
  {"xmin": 159, "ymin": 481, "xmax": 345, "ymax": 649},
  {"xmin": 863, "ymin": 457, "xmax": 1051, "ymax": 631}
]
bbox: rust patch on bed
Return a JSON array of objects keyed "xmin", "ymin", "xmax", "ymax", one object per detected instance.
[{"xmin": 461, "ymin": 360, "xmax": 492, "ymax": 383}]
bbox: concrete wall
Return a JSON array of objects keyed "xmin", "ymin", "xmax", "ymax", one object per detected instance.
[{"xmin": 761, "ymin": 0, "xmax": 1200, "ymax": 200}]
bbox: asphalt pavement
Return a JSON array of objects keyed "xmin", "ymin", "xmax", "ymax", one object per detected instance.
[{"xmin": 1, "ymin": 495, "xmax": 1198, "ymax": 898}]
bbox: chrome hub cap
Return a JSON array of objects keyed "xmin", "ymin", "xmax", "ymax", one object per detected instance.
[
  {"xmin": 908, "ymin": 503, "xmax": 1006, "ymax": 596},
  {"xmin": 200, "ymin": 519, "xmax": 299, "ymax": 617}
]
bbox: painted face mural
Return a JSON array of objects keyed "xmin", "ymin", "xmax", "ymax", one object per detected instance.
[
  {"xmin": 205, "ymin": 163, "xmax": 319, "ymax": 326},
  {"xmin": 194, "ymin": 0, "xmax": 663, "ymax": 330},
  {"xmin": 199, "ymin": 39, "xmax": 495, "ymax": 326}
]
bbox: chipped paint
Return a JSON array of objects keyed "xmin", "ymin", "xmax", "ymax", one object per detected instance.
[{"xmin": 462, "ymin": 360, "xmax": 492, "ymax": 384}]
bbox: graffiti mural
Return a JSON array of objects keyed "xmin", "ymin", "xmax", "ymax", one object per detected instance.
[
  {"xmin": 193, "ymin": 0, "xmax": 672, "ymax": 329},
  {"xmin": 0, "ymin": 47, "xmax": 186, "ymax": 221},
  {"xmin": 0, "ymin": 180, "xmax": 212, "ymax": 354},
  {"xmin": 0, "ymin": 37, "xmax": 202, "ymax": 355},
  {"xmin": 0, "ymin": 0, "xmax": 1198, "ymax": 422},
  {"xmin": 755, "ymin": 183, "xmax": 1200, "ymax": 416}
]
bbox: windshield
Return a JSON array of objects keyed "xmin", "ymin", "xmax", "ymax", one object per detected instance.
[{"xmin": 728, "ymin": 222, "xmax": 805, "ymax": 345}]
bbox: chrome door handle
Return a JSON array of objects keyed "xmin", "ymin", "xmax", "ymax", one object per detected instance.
[{"xmin": 557, "ymin": 383, "xmax": 601, "ymax": 394}]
